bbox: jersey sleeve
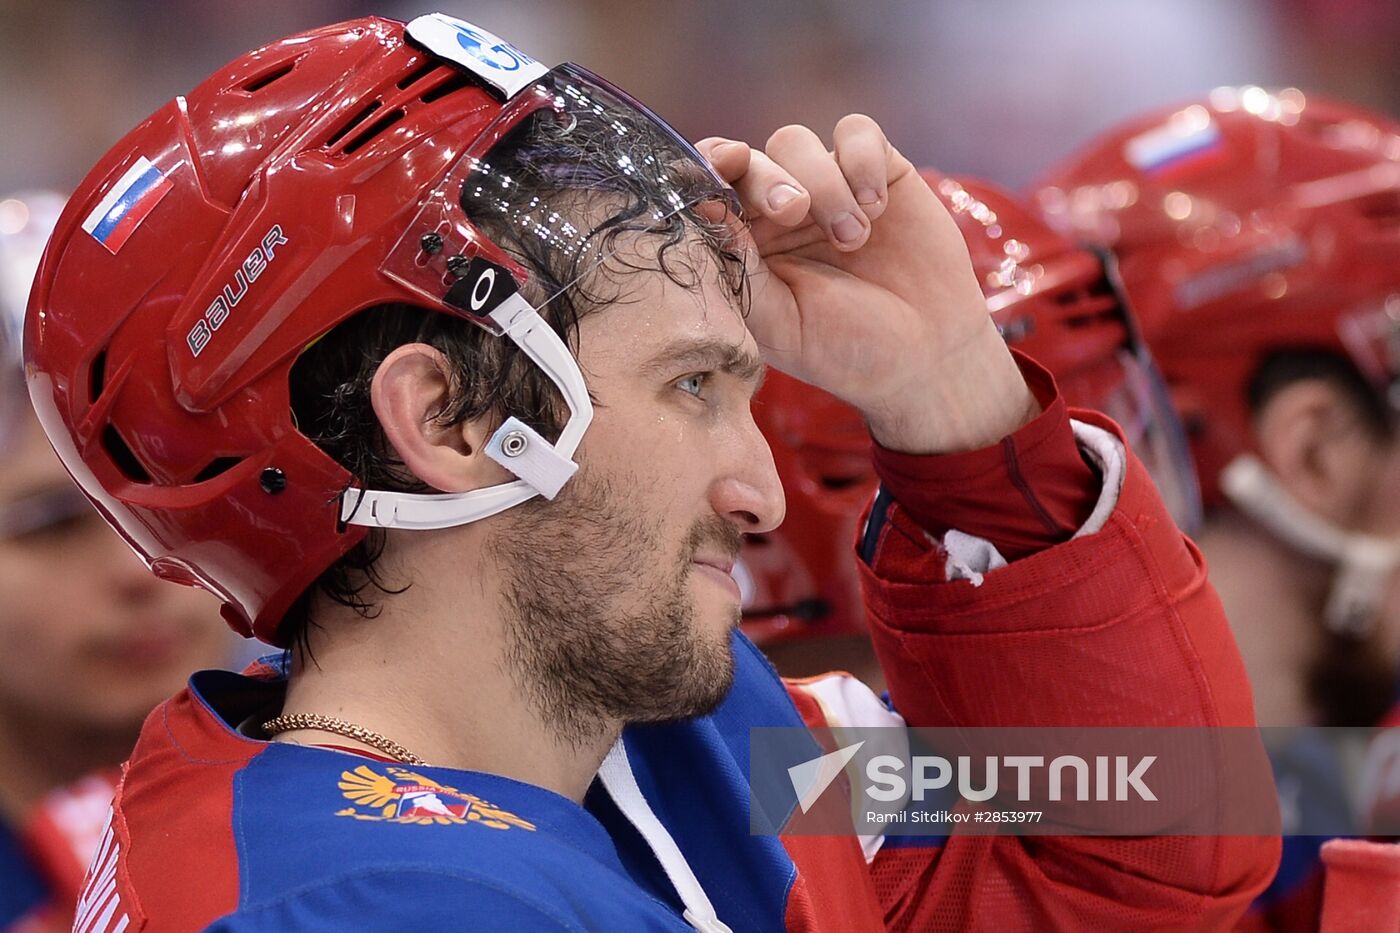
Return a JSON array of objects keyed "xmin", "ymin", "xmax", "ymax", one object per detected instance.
[
  {"xmin": 854, "ymin": 360, "xmax": 1280, "ymax": 931},
  {"xmin": 203, "ymin": 870, "xmax": 584, "ymax": 932},
  {"xmin": 868, "ymin": 351, "xmax": 1098, "ymax": 561}
]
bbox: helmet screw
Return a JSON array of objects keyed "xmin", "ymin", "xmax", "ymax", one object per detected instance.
[
  {"xmin": 501, "ymin": 431, "xmax": 528, "ymax": 458},
  {"xmin": 259, "ymin": 467, "xmax": 287, "ymax": 495},
  {"xmin": 445, "ymin": 255, "xmax": 471, "ymax": 278},
  {"xmin": 420, "ymin": 232, "xmax": 444, "ymax": 255}
]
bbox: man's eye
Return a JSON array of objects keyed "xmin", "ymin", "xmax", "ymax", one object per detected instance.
[
  {"xmin": 14, "ymin": 512, "xmax": 93, "ymax": 544},
  {"xmin": 676, "ymin": 374, "xmax": 707, "ymax": 398}
]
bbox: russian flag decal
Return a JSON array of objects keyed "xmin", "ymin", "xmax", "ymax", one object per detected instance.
[
  {"xmin": 81, "ymin": 156, "xmax": 173, "ymax": 254},
  {"xmin": 1124, "ymin": 120, "xmax": 1224, "ymax": 178}
]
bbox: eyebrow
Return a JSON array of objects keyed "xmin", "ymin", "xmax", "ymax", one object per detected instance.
[{"xmin": 642, "ymin": 338, "xmax": 767, "ymax": 388}]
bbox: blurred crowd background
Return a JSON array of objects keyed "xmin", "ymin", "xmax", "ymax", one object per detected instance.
[{"xmin": 6, "ymin": 0, "xmax": 1400, "ymax": 197}]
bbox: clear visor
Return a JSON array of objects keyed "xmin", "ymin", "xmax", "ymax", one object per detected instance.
[
  {"xmin": 381, "ymin": 63, "xmax": 740, "ymax": 330},
  {"xmin": 1086, "ymin": 347, "xmax": 1203, "ymax": 534}
]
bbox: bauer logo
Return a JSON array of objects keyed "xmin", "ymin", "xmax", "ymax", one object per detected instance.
[
  {"xmin": 405, "ymin": 14, "xmax": 549, "ymax": 98},
  {"xmin": 186, "ymin": 225, "xmax": 288, "ymax": 357}
]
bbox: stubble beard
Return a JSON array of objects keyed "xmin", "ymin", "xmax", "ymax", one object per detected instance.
[{"xmin": 491, "ymin": 470, "xmax": 741, "ymax": 749}]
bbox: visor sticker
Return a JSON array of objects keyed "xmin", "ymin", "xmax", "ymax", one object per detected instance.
[
  {"xmin": 444, "ymin": 256, "xmax": 518, "ymax": 316},
  {"xmin": 81, "ymin": 156, "xmax": 173, "ymax": 254},
  {"xmin": 406, "ymin": 14, "xmax": 549, "ymax": 99},
  {"xmin": 1124, "ymin": 118, "xmax": 1224, "ymax": 178}
]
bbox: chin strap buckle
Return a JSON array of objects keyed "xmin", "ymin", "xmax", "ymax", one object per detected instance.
[{"xmin": 484, "ymin": 416, "xmax": 577, "ymax": 500}]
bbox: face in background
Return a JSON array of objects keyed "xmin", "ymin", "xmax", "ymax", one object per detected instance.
[
  {"xmin": 1343, "ymin": 420, "xmax": 1400, "ymax": 660},
  {"xmin": 0, "ymin": 412, "xmax": 229, "ymax": 731},
  {"xmin": 484, "ymin": 239, "xmax": 784, "ymax": 739},
  {"xmin": 1205, "ymin": 371, "xmax": 1400, "ymax": 727}
]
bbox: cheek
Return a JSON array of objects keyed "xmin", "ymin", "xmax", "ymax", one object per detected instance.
[
  {"xmin": 0, "ymin": 545, "xmax": 119, "ymax": 671},
  {"xmin": 0, "ymin": 598, "xmax": 86, "ymax": 707},
  {"xmin": 584, "ymin": 402, "xmax": 710, "ymax": 499}
]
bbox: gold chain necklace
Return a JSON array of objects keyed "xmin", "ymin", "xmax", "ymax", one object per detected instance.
[{"xmin": 262, "ymin": 713, "xmax": 426, "ymax": 765}]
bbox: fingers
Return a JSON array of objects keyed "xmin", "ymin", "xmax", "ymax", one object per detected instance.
[
  {"xmin": 700, "ymin": 116, "xmax": 898, "ymax": 251},
  {"xmin": 765, "ymin": 124, "xmax": 869, "ymax": 250},
  {"xmin": 696, "ymin": 137, "xmax": 751, "ymax": 182},
  {"xmin": 832, "ymin": 114, "xmax": 892, "ymax": 223},
  {"xmin": 698, "ymin": 136, "xmax": 812, "ymax": 226}
]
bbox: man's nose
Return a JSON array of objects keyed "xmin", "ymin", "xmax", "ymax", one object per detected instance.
[{"xmin": 710, "ymin": 419, "xmax": 786, "ymax": 534}]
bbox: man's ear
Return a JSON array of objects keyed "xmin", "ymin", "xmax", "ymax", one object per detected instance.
[
  {"xmin": 1253, "ymin": 378, "xmax": 1377, "ymax": 523},
  {"xmin": 370, "ymin": 343, "xmax": 511, "ymax": 493}
]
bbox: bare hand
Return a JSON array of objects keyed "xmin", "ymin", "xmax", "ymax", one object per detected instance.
[{"xmin": 699, "ymin": 116, "xmax": 1037, "ymax": 453}]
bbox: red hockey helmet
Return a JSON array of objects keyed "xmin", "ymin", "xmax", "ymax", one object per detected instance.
[
  {"xmin": 739, "ymin": 171, "xmax": 1200, "ymax": 645},
  {"xmin": 25, "ymin": 14, "xmax": 735, "ymax": 644},
  {"xmin": 1031, "ymin": 88, "xmax": 1400, "ymax": 504}
]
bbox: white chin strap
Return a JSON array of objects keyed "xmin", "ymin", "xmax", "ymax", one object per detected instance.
[
  {"xmin": 339, "ymin": 292, "xmax": 593, "ymax": 531},
  {"xmin": 1221, "ymin": 454, "xmax": 1400, "ymax": 638}
]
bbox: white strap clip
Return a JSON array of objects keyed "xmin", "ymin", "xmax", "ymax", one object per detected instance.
[{"xmin": 484, "ymin": 417, "xmax": 577, "ymax": 500}]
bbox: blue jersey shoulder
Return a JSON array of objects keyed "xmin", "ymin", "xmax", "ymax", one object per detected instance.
[
  {"xmin": 206, "ymin": 630, "xmax": 811, "ymax": 930},
  {"xmin": 225, "ymin": 741, "xmax": 688, "ymax": 927},
  {"xmin": 0, "ymin": 818, "xmax": 50, "ymax": 929}
]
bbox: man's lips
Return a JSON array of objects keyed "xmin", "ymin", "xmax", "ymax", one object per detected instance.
[
  {"xmin": 691, "ymin": 555, "xmax": 736, "ymax": 575},
  {"xmin": 691, "ymin": 555, "xmax": 741, "ymax": 601}
]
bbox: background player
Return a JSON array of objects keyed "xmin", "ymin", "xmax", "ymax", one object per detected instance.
[
  {"xmin": 0, "ymin": 192, "xmax": 228, "ymax": 931},
  {"xmin": 1032, "ymin": 87, "xmax": 1400, "ymax": 930}
]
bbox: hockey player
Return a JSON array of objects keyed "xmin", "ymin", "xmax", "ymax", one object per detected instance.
[
  {"xmin": 1032, "ymin": 87, "xmax": 1400, "ymax": 930},
  {"xmin": 30, "ymin": 15, "xmax": 1276, "ymax": 930},
  {"xmin": 0, "ymin": 193, "xmax": 228, "ymax": 932},
  {"xmin": 745, "ymin": 173, "xmax": 1203, "ymax": 690}
]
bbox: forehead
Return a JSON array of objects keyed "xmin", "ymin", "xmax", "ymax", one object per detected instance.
[
  {"xmin": 574, "ymin": 235, "xmax": 757, "ymax": 373},
  {"xmin": 0, "ymin": 410, "xmax": 76, "ymax": 502}
]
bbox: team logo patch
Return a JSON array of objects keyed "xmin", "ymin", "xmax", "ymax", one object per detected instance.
[{"xmin": 336, "ymin": 765, "xmax": 536, "ymax": 830}]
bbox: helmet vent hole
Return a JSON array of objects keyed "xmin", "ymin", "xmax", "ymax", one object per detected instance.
[
  {"xmin": 193, "ymin": 457, "xmax": 244, "ymax": 484},
  {"xmin": 339, "ymin": 108, "xmax": 405, "ymax": 155},
  {"xmin": 102, "ymin": 425, "xmax": 151, "ymax": 484},
  {"xmin": 420, "ymin": 72, "xmax": 474, "ymax": 104},
  {"xmin": 324, "ymin": 101, "xmax": 382, "ymax": 149},
  {"xmin": 1054, "ymin": 277, "xmax": 1120, "ymax": 324},
  {"xmin": 241, "ymin": 59, "xmax": 297, "ymax": 93},
  {"xmin": 1357, "ymin": 192, "xmax": 1400, "ymax": 230},
  {"xmin": 396, "ymin": 59, "xmax": 439, "ymax": 90},
  {"xmin": 89, "ymin": 350, "xmax": 107, "ymax": 404}
]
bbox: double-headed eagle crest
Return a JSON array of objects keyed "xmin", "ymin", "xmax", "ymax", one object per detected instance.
[{"xmin": 336, "ymin": 764, "xmax": 536, "ymax": 831}]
